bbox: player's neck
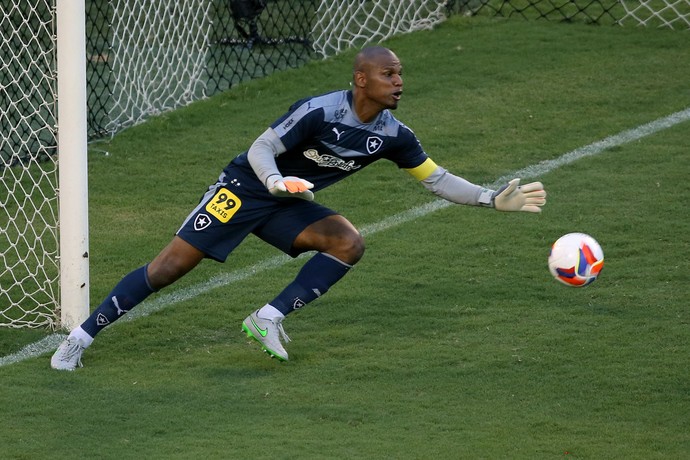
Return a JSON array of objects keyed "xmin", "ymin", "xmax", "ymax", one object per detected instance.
[
  {"xmin": 353, "ymin": 101, "xmax": 381, "ymax": 124},
  {"xmin": 352, "ymin": 90, "xmax": 382, "ymax": 124}
]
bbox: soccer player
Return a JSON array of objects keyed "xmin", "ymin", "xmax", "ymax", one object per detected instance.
[{"xmin": 51, "ymin": 46, "xmax": 546, "ymax": 370}]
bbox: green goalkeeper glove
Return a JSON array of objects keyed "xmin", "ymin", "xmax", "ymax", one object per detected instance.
[
  {"xmin": 493, "ymin": 178, "xmax": 546, "ymax": 213},
  {"xmin": 268, "ymin": 175, "xmax": 314, "ymax": 201}
]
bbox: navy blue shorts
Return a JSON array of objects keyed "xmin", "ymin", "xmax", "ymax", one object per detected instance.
[{"xmin": 176, "ymin": 170, "xmax": 337, "ymax": 262}]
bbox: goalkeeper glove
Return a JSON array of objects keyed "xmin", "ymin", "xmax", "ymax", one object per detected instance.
[
  {"xmin": 267, "ymin": 175, "xmax": 314, "ymax": 201},
  {"xmin": 493, "ymin": 178, "xmax": 546, "ymax": 213}
]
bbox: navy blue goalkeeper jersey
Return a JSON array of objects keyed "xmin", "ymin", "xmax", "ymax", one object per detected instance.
[{"xmin": 229, "ymin": 90, "xmax": 429, "ymax": 192}]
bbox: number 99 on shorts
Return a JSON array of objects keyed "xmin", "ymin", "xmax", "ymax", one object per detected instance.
[{"xmin": 205, "ymin": 188, "xmax": 242, "ymax": 223}]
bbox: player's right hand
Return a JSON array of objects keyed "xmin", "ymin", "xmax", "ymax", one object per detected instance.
[{"xmin": 268, "ymin": 175, "xmax": 314, "ymax": 201}]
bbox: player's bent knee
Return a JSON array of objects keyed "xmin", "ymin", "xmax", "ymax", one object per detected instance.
[
  {"xmin": 334, "ymin": 230, "xmax": 365, "ymax": 265},
  {"xmin": 350, "ymin": 232, "xmax": 366, "ymax": 262},
  {"xmin": 295, "ymin": 215, "xmax": 365, "ymax": 264}
]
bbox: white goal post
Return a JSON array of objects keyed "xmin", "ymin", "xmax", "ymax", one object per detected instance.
[{"xmin": 56, "ymin": 0, "xmax": 90, "ymax": 330}]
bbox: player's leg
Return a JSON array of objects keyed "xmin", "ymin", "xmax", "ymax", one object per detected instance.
[
  {"xmin": 243, "ymin": 213, "xmax": 364, "ymax": 360},
  {"xmin": 80, "ymin": 236, "xmax": 204, "ymax": 336},
  {"xmin": 52, "ymin": 167, "xmax": 270, "ymax": 370},
  {"xmin": 267, "ymin": 214, "xmax": 363, "ymax": 314},
  {"xmin": 51, "ymin": 237, "xmax": 205, "ymax": 370},
  {"xmin": 52, "ymin": 167, "xmax": 282, "ymax": 370}
]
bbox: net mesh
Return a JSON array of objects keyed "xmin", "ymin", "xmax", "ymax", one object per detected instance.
[
  {"xmin": 107, "ymin": 0, "xmax": 212, "ymax": 134},
  {"xmin": 312, "ymin": 0, "xmax": 448, "ymax": 58},
  {"xmin": 619, "ymin": 0, "xmax": 690, "ymax": 28},
  {"xmin": 1, "ymin": 1, "xmax": 60, "ymax": 328},
  {"xmin": 462, "ymin": 0, "xmax": 690, "ymax": 28}
]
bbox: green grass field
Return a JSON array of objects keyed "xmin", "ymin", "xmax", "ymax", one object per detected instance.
[{"xmin": 1, "ymin": 16, "xmax": 689, "ymax": 458}]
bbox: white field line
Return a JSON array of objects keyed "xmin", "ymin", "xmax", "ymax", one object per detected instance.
[{"xmin": 2, "ymin": 107, "xmax": 689, "ymax": 368}]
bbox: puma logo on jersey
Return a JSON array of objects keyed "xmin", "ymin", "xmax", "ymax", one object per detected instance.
[{"xmin": 332, "ymin": 127, "xmax": 345, "ymax": 141}]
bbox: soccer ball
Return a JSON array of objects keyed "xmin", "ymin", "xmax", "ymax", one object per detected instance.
[{"xmin": 548, "ymin": 233, "xmax": 604, "ymax": 287}]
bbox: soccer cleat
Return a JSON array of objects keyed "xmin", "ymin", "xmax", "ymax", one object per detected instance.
[
  {"xmin": 242, "ymin": 310, "xmax": 291, "ymax": 361},
  {"xmin": 51, "ymin": 336, "xmax": 87, "ymax": 371}
]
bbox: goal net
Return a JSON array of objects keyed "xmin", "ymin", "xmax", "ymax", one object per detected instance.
[
  {"xmin": 2, "ymin": 0, "xmax": 688, "ymax": 329},
  {"xmin": 468, "ymin": 0, "xmax": 690, "ymax": 29},
  {"xmin": 106, "ymin": 0, "xmax": 211, "ymax": 134},
  {"xmin": 311, "ymin": 0, "xmax": 448, "ymax": 58},
  {"xmin": 619, "ymin": 0, "xmax": 690, "ymax": 29},
  {"xmin": 1, "ymin": 1, "xmax": 60, "ymax": 329}
]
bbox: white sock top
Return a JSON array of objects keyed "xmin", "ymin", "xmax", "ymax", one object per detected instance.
[
  {"xmin": 69, "ymin": 325, "xmax": 94, "ymax": 348},
  {"xmin": 257, "ymin": 304, "xmax": 285, "ymax": 321}
]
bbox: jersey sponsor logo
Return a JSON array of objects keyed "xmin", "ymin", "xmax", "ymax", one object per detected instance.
[
  {"xmin": 205, "ymin": 188, "xmax": 242, "ymax": 223},
  {"xmin": 303, "ymin": 148, "xmax": 361, "ymax": 172},
  {"xmin": 366, "ymin": 136, "xmax": 383, "ymax": 154},
  {"xmin": 282, "ymin": 117, "xmax": 295, "ymax": 130},
  {"xmin": 194, "ymin": 213, "xmax": 212, "ymax": 231}
]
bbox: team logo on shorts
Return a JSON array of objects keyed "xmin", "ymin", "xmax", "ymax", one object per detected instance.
[
  {"xmin": 366, "ymin": 136, "xmax": 383, "ymax": 154},
  {"xmin": 194, "ymin": 213, "xmax": 212, "ymax": 231}
]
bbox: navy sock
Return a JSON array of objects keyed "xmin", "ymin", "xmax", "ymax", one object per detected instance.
[
  {"xmin": 270, "ymin": 252, "xmax": 352, "ymax": 315},
  {"xmin": 81, "ymin": 265, "xmax": 156, "ymax": 337}
]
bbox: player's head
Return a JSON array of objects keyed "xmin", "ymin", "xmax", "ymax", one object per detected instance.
[{"xmin": 352, "ymin": 46, "xmax": 403, "ymax": 114}]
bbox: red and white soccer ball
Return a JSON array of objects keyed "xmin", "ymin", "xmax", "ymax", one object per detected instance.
[{"xmin": 548, "ymin": 233, "xmax": 604, "ymax": 287}]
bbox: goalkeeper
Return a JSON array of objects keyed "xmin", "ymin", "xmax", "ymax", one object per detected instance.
[{"xmin": 52, "ymin": 46, "xmax": 546, "ymax": 370}]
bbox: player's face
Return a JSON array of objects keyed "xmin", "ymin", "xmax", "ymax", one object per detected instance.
[{"xmin": 362, "ymin": 52, "xmax": 403, "ymax": 110}]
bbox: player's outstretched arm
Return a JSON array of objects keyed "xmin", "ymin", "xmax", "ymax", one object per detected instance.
[{"xmin": 405, "ymin": 158, "xmax": 546, "ymax": 212}]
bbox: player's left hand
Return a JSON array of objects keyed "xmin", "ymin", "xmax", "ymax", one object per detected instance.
[{"xmin": 493, "ymin": 178, "xmax": 546, "ymax": 213}]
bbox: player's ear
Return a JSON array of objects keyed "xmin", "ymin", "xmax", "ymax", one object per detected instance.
[{"xmin": 353, "ymin": 70, "xmax": 366, "ymax": 88}]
